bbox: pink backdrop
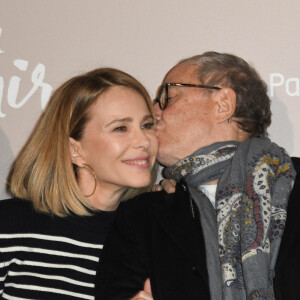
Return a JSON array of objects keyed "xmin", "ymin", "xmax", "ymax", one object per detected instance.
[{"xmin": 1, "ymin": 0, "xmax": 300, "ymax": 199}]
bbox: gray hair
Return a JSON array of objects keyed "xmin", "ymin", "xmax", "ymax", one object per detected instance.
[{"xmin": 178, "ymin": 51, "xmax": 271, "ymax": 138}]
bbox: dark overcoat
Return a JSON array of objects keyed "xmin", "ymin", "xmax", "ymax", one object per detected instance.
[{"xmin": 96, "ymin": 157, "xmax": 300, "ymax": 300}]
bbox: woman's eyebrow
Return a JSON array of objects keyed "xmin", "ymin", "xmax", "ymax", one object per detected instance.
[
  {"xmin": 105, "ymin": 117, "xmax": 132, "ymax": 127},
  {"xmin": 105, "ymin": 114, "xmax": 153, "ymax": 128},
  {"xmin": 142, "ymin": 114, "xmax": 154, "ymax": 122}
]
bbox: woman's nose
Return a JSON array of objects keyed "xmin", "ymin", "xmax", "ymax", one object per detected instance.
[{"xmin": 134, "ymin": 129, "xmax": 151, "ymax": 150}]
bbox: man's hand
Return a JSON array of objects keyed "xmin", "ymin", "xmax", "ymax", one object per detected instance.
[
  {"xmin": 130, "ymin": 278, "xmax": 153, "ymax": 300},
  {"xmin": 152, "ymin": 179, "xmax": 176, "ymax": 193}
]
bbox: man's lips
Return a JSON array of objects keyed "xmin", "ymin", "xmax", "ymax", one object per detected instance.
[{"xmin": 122, "ymin": 157, "xmax": 150, "ymax": 168}]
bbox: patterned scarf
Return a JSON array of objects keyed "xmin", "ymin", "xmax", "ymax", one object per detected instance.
[{"xmin": 164, "ymin": 138, "xmax": 296, "ymax": 300}]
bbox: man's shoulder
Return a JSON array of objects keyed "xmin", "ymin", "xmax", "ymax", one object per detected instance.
[
  {"xmin": 292, "ymin": 157, "xmax": 300, "ymax": 174},
  {"xmin": 117, "ymin": 184, "xmax": 189, "ymax": 228},
  {"xmin": 291, "ymin": 157, "xmax": 300, "ymax": 191},
  {"xmin": 285, "ymin": 157, "xmax": 300, "ymax": 218},
  {"xmin": 121, "ymin": 190, "xmax": 175, "ymax": 214}
]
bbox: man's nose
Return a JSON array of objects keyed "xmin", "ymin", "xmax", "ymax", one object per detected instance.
[{"xmin": 153, "ymin": 101, "xmax": 162, "ymax": 121}]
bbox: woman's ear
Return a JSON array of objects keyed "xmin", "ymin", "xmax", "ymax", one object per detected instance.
[
  {"xmin": 69, "ymin": 137, "xmax": 84, "ymax": 166},
  {"xmin": 215, "ymin": 87, "xmax": 236, "ymax": 123}
]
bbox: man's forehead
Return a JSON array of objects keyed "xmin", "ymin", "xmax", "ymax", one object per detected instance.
[{"xmin": 164, "ymin": 63, "xmax": 199, "ymax": 84}]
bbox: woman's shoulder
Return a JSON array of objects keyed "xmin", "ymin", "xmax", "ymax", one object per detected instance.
[
  {"xmin": 0, "ymin": 197, "xmax": 38, "ymax": 231},
  {"xmin": 0, "ymin": 197, "xmax": 34, "ymax": 214}
]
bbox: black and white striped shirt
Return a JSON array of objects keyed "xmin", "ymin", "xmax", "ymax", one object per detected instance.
[{"xmin": 0, "ymin": 198, "xmax": 116, "ymax": 299}]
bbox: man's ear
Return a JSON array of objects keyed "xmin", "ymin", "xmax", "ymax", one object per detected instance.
[
  {"xmin": 69, "ymin": 137, "xmax": 84, "ymax": 166},
  {"xmin": 214, "ymin": 87, "xmax": 236, "ymax": 123}
]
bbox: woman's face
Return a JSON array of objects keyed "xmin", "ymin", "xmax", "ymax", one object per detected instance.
[{"xmin": 72, "ymin": 86, "xmax": 158, "ymax": 202}]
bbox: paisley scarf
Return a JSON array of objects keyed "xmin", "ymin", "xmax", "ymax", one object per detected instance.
[{"xmin": 164, "ymin": 138, "xmax": 296, "ymax": 300}]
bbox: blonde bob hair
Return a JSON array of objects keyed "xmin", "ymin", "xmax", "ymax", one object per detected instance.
[{"xmin": 8, "ymin": 68, "xmax": 157, "ymax": 216}]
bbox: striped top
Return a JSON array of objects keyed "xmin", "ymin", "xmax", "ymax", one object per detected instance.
[{"xmin": 0, "ymin": 198, "xmax": 117, "ymax": 300}]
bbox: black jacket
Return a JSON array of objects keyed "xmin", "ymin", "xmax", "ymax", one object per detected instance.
[
  {"xmin": 96, "ymin": 157, "xmax": 300, "ymax": 300},
  {"xmin": 274, "ymin": 157, "xmax": 300, "ymax": 299}
]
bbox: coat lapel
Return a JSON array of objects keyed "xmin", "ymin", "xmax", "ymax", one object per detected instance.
[{"xmin": 154, "ymin": 183, "xmax": 208, "ymax": 281}]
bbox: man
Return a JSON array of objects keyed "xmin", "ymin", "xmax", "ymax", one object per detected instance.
[{"xmin": 96, "ymin": 52, "xmax": 300, "ymax": 300}]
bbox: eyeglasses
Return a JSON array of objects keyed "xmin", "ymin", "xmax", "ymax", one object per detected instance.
[{"xmin": 154, "ymin": 83, "xmax": 221, "ymax": 110}]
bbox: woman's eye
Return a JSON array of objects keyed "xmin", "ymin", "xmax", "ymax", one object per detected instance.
[
  {"xmin": 113, "ymin": 126, "xmax": 127, "ymax": 132},
  {"xmin": 142, "ymin": 122, "xmax": 155, "ymax": 129}
]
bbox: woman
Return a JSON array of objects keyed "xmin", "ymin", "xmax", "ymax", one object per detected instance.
[{"xmin": 0, "ymin": 68, "xmax": 158, "ymax": 299}]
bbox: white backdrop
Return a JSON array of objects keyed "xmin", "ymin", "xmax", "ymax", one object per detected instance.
[{"xmin": 1, "ymin": 0, "xmax": 300, "ymax": 199}]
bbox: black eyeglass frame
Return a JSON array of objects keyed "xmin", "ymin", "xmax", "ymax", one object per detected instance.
[{"xmin": 155, "ymin": 83, "xmax": 221, "ymax": 110}]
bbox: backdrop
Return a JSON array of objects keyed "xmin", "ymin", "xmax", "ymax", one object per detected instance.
[{"xmin": 1, "ymin": 0, "xmax": 300, "ymax": 199}]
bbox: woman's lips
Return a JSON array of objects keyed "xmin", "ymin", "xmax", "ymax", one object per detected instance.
[{"xmin": 122, "ymin": 157, "xmax": 150, "ymax": 168}]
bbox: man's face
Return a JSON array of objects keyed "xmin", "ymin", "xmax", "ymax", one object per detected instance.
[{"xmin": 154, "ymin": 63, "xmax": 216, "ymax": 167}]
